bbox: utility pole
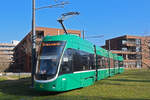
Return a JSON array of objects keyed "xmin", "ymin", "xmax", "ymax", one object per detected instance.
[
  {"xmin": 82, "ymin": 29, "xmax": 85, "ymax": 39},
  {"xmin": 108, "ymin": 39, "xmax": 111, "ymax": 77},
  {"xmin": 31, "ymin": 0, "xmax": 69, "ymax": 87},
  {"xmin": 31, "ymin": 0, "xmax": 36, "ymax": 88}
]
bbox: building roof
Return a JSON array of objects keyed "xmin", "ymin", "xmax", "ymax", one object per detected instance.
[{"xmin": 106, "ymin": 35, "xmax": 143, "ymax": 41}]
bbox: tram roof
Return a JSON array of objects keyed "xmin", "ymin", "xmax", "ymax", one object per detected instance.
[
  {"xmin": 43, "ymin": 34, "xmax": 94, "ymax": 54},
  {"xmin": 43, "ymin": 34, "xmax": 122, "ymax": 60}
]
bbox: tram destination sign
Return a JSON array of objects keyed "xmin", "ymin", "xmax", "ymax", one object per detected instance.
[{"xmin": 42, "ymin": 42, "xmax": 61, "ymax": 46}]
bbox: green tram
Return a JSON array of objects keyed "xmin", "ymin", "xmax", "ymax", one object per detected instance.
[{"xmin": 34, "ymin": 34, "xmax": 124, "ymax": 92}]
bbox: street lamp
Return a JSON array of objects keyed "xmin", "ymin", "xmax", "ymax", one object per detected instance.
[{"xmin": 31, "ymin": 0, "xmax": 69, "ymax": 87}]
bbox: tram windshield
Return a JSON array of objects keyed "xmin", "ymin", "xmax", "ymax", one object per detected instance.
[{"xmin": 35, "ymin": 41, "xmax": 66, "ymax": 80}]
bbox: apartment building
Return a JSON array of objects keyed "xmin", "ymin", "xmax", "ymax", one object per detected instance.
[
  {"xmin": 102, "ymin": 35, "xmax": 150, "ymax": 69},
  {"xmin": 0, "ymin": 40, "xmax": 19, "ymax": 72},
  {"xmin": 12, "ymin": 27, "xmax": 81, "ymax": 72}
]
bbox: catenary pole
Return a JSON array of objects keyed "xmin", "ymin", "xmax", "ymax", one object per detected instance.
[
  {"xmin": 108, "ymin": 39, "xmax": 111, "ymax": 77},
  {"xmin": 31, "ymin": 0, "xmax": 36, "ymax": 88}
]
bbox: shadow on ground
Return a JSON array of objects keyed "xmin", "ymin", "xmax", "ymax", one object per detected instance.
[
  {"xmin": 25, "ymin": 96, "xmax": 150, "ymax": 100},
  {"xmin": 109, "ymin": 79, "xmax": 150, "ymax": 83},
  {"xmin": 0, "ymin": 78, "xmax": 60, "ymax": 97}
]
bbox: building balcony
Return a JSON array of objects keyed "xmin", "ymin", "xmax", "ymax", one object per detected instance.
[
  {"xmin": 0, "ymin": 48, "xmax": 14, "ymax": 51},
  {"xmin": 0, "ymin": 52, "xmax": 14, "ymax": 55},
  {"xmin": 124, "ymin": 59, "xmax": 141, "ymax": 62},
  {"xmin": 126, "ymin": 43, "xmax": 137, "ymax": 46},
  {"xmin": 111, "ymin": 50, "xmax": 141, "ymax": 54}
]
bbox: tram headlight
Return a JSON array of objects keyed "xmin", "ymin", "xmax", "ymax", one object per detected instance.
[{"xmin": 62, "ymin": 78, "xmax": 66, "ymax": 80}]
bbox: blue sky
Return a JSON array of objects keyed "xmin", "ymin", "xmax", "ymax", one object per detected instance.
[{"xmin": 0, "ymin": 0, "xmax": 150, "ymax": 46}]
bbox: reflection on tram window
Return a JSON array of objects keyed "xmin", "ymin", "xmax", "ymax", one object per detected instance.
[
  {"xmin": 60, "ymin": 48, "xmax": 73, "ymax": 74},
  {"xmin": 60, "ymin": 48, "xmax": 95, "ymax": 75}
]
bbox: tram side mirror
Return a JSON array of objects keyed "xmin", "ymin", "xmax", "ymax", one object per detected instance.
[{"xmin": 63, "ymin": 57, "xmax": 68, "ymax": 62}]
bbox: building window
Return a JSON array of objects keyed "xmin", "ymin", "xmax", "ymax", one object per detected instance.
[
  {"xmin": 128, "ymin": 54, "xmax": 136, "ymax": 60},
  {"xmin": 127, "ymin": 39, "xmax": 136, "ymax": 44},
  {"xmin": 136, "ymin": 54, "xmax": 142, "ymax": 59},
  {"xmin": 128, "ymin": 46, "xmax": 136, "ymax": 52},
  {"xmin": 136, "ymin": 61, "xmax": 141, "ymax": 68},
  {"xmin": 122, "ymin": 48, "xmax": 127, "ymax": 51},
  {"xmin": 122, "ymin": 40, "xmax": 127, "ymax": 44},
  {"xmin": 136, "ymin": 39, "xmax": 141, "ymax": 45},
  {"xmin": 136, "ymin": 47, "xmax": 141, "ymax": 52}
]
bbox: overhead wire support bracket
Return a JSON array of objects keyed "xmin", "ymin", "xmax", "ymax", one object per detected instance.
[{"xmin": 35, "ymin": 1, "xmax": 69, "ymax": 10}]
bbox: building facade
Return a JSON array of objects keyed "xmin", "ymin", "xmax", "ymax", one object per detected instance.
[
  {"xmin": 0, "ymin": 40, "xmax": 19, "ymax": 72},
  {"xmin": 12, "ymin": 27, "xmax": 81, "ymax": 72},
  {"xmin": 102, "ymin": 35, "xmax": 150, "ymax": 69}
]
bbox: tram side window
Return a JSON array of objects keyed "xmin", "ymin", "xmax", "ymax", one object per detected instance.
[
  {"xmin": 73, "ymin": 50, "xmax": 82, "ymax": 71},
  {"xmin": 73, "ymin": 49, "xmax": 95, "ymax": 72},
  {"xmin": 89, "ymin": 54, "xmax": 95, "ymax": 69},
  {"xmin": 102, "ymin": 57, "xmax": 106, "ymax": 68},
  {"xmin": 60, "ymin": 48, "xmax": 73, "ymax": 74},
  {"xmin": 119, "ymin": 61, "xmax": 123, "ymax": 67},
  {"xmin": 114, "ymin": 60, "xmax": 119, "ymax": 67},
  {"xmin": 97, "ymin": 55, "xmax": 106, "ymax": 69},
  {"xmin": 97, "ymin": 55, "xmax": 101, "ymax": 69},
  {"xmin": 110, "ymin": 58, "xmax": 114, "ymax": 68},
  {"xmin": 105, "ymin": 57, "xmax": 109, "ymax": 68},
  {"xmin": 113, "ymin": 60, "xmax": 115, "ymax": 68},
  {"xmin": 80, "ymin": 52, "xmax": 89, "ymax": 70}
]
